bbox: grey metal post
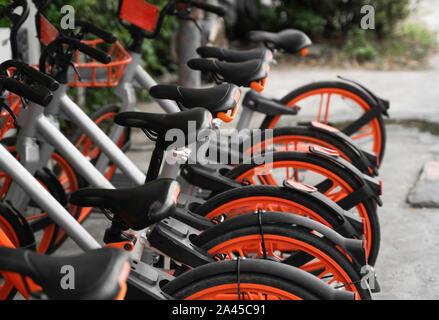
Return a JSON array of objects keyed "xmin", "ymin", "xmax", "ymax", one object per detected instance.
[{"xmin": 177, "ymin": 8, "xmax": 202, "ymax": 87}]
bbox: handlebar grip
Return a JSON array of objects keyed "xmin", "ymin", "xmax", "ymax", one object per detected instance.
[
  {"xmin": 77, "ymin": 21, "xmax": 118, "ymax": 44},
  {"xmin": 3, "ymin": 78, "xmax": 53, "ymax": 106},
  {"xmin": 70, "ymin": 38, "xmax": 112, "ymax": 64},
  {"xmin": 22, "ymin": 65, "xmax": 59, "ymax": 91},
  {"xmin": 192, "ymin": 1, "xmax": 226, "ymax": 17}
]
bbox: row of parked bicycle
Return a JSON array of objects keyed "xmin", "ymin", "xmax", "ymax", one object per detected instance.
[{"xmin": 0, "ymin": 0, "xmax": 389, "ymax": 300}]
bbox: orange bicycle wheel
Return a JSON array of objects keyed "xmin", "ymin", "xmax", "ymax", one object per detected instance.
[
  {"xmin": 184, "ymin": 283, "xmax": 302, "ymax": 300},
  {"xmin": 196, "ymin": 225, "xmax": 370, "ymax": 299},
  {"xmin": 0, "ymin": 143, "xmax": 79, "ymax": 254},
  {"xmin": 225, "ymin": 152, "xmax": 380, "ymax": 265},
  {"xmin": 0, "ymin": 205, "xmax": 34, "ymax": 299},
  {"xmin": 163, "ymin": 259, "xmax": 353, "ymax": 300},
  {"xmin": 261, "ymin": 83, "xmax": 386, "ymax": 165},
  {"xmin": 73, "ymin": 104, "xmax": 129, "ymax": 181}
]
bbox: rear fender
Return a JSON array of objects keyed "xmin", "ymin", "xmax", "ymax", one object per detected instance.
[{"xmin": 192, "ymin": 210, "xmax": 368, "ymax": 269}]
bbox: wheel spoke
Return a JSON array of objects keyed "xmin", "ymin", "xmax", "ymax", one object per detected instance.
[
  {"xmin": 317, "ymin": 94, "xmax": 324, "ymax": 122},
  {"xmin": 323, "ymin": 94, "xmax": 332, "ymax": 124},
  {"xmin": 326, "ymin": 189, "xmax": 347, "ymax": 202},
  {"xmin": 352, "ymin": 130, "xmax": 374, "ymax": 141},
  {"xmin": 316, "ymin": 267, "xmax": 329, "ymax": 279},
  {"xmin": 283, "ymin": 251, "xmax": 315, "ymax": 268}
]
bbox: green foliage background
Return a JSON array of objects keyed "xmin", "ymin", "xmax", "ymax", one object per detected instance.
[
  {"xmin": 256, "ymin": 0, "xmax": 436, "ymax": 65},
  {"xmin": 258, "ymin": 0, "xmax": 412, "ymax": 40}
]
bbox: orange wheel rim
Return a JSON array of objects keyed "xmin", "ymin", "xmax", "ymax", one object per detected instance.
[
  {"xmin": 75, "ymin": 112, "xmax": 118, "ymax": 159},
  {"xmin": 0, "ymin": 145, "xmax": 17, "ymax": 200},
  {"xmin": 36, "ymin": 225, "xmax": 56, "ymax": 254},
  {"xmin": 232, "ymin": 161, "xmax": 373, "ymax": 258},
  {"xmin": 205, "ymin": 196, "xmax": 332, "ymax": 227},
  {"xmin": 185, "ymin": 283, "xmax": 302, "ymax": 300},
  {"xmin": 267, "ymin": 89, "xmax": 382, "ymax": 158},
  {"xmin": 207, "ymin": 235, "xmax": 360, "ymax": 297},
  {"xmin": 50, "ymin": 153, "xmax": 81, "ymax": 247},
  {"xmin": 75, "ymin": 111, "xmax": 126, "ymax": 181},
  {"xmin": 0, "ymin": 155, "xmax": 64, "ymax": 254},
  {"xmin": 0, "ymin": 215, "xmax": 20, "ymax": 298},
  {"xmin": 0, "ymin": 216, "xmax": 19, "ymax": 248},
  {"xmin": 26, "ymin": 178, "xmax": 57, "ymax": 254},
  {"xmin": 0, "ymin": 173, "xmax": 12, "ymax": 200},
  {"xmin": 51, "ymin": 153, "xmax": 79, "ymax": 194}
]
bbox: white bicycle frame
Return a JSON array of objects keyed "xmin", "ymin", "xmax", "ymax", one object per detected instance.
[{"xmin": 5, "ymin": 86, "xmax": 145, "ymax": 211}]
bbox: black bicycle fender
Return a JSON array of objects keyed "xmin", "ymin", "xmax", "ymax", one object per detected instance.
[
  {"xmin": 307, "ymin": 123, "xmax": 379, "ymax": 175},
  {"xmin": 192, "ymin": 211, "xmax": 367, "ymax": 268},
  {"xmin": 282, "ymin": 180, "xmax": 363, "ymax": 238},
  {"xmin": 0, "ymin": 202, "xmax": 36, "ymax": 250},
  {"xmin": 307, "ymin": 147, "xmax": 382, "ymax": 206},
  {"xmin": 162, "ymin": 258, "xmax": 355, "ymax": 300}
]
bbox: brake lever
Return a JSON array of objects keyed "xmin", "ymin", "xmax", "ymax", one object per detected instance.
[{"xmin": 69, "ymin": 62, "xmax": 82, "ymax": 81}]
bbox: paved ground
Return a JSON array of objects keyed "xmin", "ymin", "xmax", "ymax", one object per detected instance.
[
  {"xmin": 55, "ymin": 0, "xmax": 439, "ymax": 300},
  {"xmin": 374, "ymin": 126, "xmax": 439, "ymax": 299}
]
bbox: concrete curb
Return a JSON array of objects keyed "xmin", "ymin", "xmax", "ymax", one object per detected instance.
[{"xmin": 408, "ymin": 161, "xmax": 439, "ymax": 208}]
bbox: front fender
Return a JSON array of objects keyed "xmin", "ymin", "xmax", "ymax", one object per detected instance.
[
  {"xmin": 308, "ymin": 146, "xmax": 383, "ymax": 207},
  {"xmin": 162, "ymin": 258, "xmax": 355, "ymax": 300},
  {"xmin": 192, "ymin": 211, "xmax": 367, "ymax": 270}
]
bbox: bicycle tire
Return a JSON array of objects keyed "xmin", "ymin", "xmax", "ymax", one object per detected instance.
[
  {"xmin": 0, "ymin": 203, "xmax": 35, "ymax": 299},
  {"xmin": 193, "ymin": 224, "xmax": 371, "ymax": 299},
  {"xmin": 225, "ymin": 151, "xmax": 380, "ymax": 265},
  {"xmin": 260, "ymin": 81, "xmax": 387, "ymax": 165},
  {"xmin": 162, "ymin": 259, "xmax": 354, "ymax": 300}
]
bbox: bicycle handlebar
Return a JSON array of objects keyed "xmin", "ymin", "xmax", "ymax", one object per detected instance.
[
  {"xmin": 0, "ymin": 77, "xmax": 53, "ymax": 106},
  {"xmin": 69, "ymin": 37, "xmax": 112, "ymax": 64},
  {"xmin": 21, "ymin": 64, "xmax": 60, "ymax": 91},
  {"xmin": 0, "ymin": 60, "xmax": 59, "ymax": 92},
  {"xmin": 76, "ymin": 21, "xmax": 118, "ymax": 44},
  {"xmin": 39, "ymin": 36, "xmax": 112, "ymax": 81}
]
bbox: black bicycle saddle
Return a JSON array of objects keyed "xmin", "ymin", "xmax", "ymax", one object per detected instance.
[
  {"xmin": 114, "ymin": 108, "xmax": 212, "ymax": 148},
  {"xmin": 69, "ymin": 179, "xmax": 180, "ymax": 230},
  {"xmin": 247, "ymin": 29, "xmax": 312, "ymax": 54},
  {"xmin": 0, "ymin": 247, "xmax": 130, "ymax": 300},
  {"xmin": 196, "ymin": 46, "xmax": 273, "ymax": 63},
  {"xmin": 187, "ymin": 58, "xmax": 269, "ymax": 88},
  {"xmin": 149, "ymin": 83, "xmax": 240, "ymax": 114}
]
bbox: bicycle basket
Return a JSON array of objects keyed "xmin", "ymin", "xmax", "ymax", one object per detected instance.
[
  {"xmin": 69, "ymin": 39, "xmax": 132, "ymax": 88},
  {"xmin": 38, "ymin": 13, "xmax": 132, "ymax": 88}
]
